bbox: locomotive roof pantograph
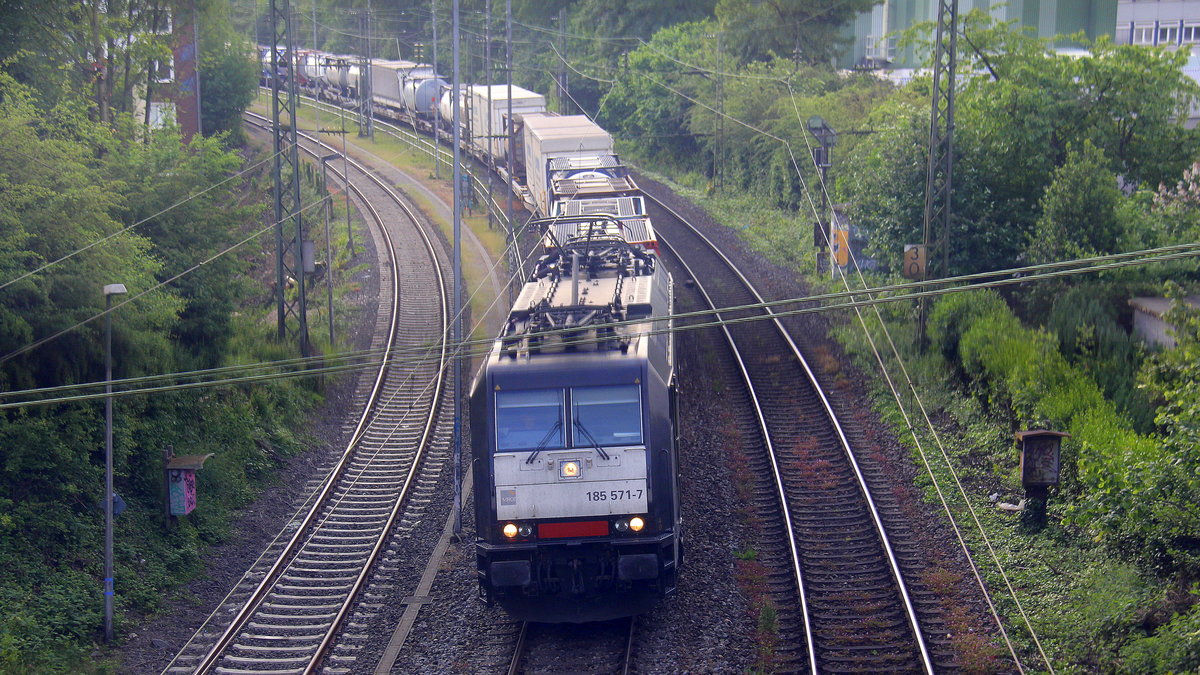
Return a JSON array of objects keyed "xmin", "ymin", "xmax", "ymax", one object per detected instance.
[{"xmin": 500, "ymin": 216, "xmax": 658, "ymax": 358}]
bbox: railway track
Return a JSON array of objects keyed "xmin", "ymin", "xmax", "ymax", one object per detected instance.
[
  {"xmin": 238, "ymin": 91, "xmax": 950, "ymax": 672},
  {"xmin": 506, "ymin": 618, "xmax": 636, "ymax": 675},
  {"xmin": 161, "ymin": 115, "xmax": 452, "ymax": 674},
  {"xmin": 646, "ymin": 192, "xmax": 948, "ymax": 673}
]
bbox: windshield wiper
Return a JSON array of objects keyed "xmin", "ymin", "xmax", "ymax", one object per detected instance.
[
  {"xmin": 525, "ymin": 419, "xmax": 563, "ymax": 464},
  {"xmin": 573, "ymin": 419, "xmax": 610, "ymax": 460}
]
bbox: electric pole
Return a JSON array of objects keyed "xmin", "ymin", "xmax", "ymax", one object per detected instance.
[
  {"xmin": 505, "ymin": 0, "xmax": 515, "ymax": 302},
  {"xmin": 270, "ymin": 0, "xmax": 309, "ymax": 354},
  {"xmin": 356, "ymin": 6, "xmax": 374, "ymax": 139},
  {"xmin": 557, "ymin": 7, "xmax": 568, "ymax": 113},
  {"xmin": 432, "ymin": 0, "xmax": 440, "ymax": 178},
  {"xmin": 485, "ymin": 0, "xmax": 494, "ymax": 232},
  {"xmin": 919, "ymin": 0, "xmax": 958, "ymax": 344},
  {"xmin": 451, "ymin": 0, "xmax": 464, "ymax": 535}
]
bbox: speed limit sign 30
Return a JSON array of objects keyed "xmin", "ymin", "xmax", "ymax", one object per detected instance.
[{"xmin": 902, "ymin": 244, "xmax": 926, "ymax": 280}]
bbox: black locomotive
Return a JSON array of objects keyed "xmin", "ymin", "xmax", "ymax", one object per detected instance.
[{"xmin": 469, "ymin": 217, "xmax": 679, "ymax": 622}]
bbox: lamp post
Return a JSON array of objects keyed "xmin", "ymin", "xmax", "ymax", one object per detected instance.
[
  {"xmin": 320, "ymin": 152, "xmax": 340, "ymax": 345},
  {"xmin": 102, "ymin": 282, "xmax": 126, "ymax": 643}
]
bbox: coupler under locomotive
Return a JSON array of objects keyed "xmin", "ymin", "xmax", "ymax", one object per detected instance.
[{"xmin": 477, "ymin": 534, "xmax": 677, "ymax": 623}]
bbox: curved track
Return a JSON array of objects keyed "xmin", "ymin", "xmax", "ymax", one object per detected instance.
[
  {"xmin": 162, "ymin": 115, "xmax": 451, "ymax": 675},
  {"xmin": 646, "ymin": 192, "xmax": 940, "ymax": 673}
]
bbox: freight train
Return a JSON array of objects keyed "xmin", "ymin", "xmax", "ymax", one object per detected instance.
[{"xmin": 262, "ymin": 46, "xmax": 678, "ymax": 622}]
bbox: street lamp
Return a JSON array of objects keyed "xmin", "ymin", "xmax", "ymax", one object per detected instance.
[
  {"xmin": 102, "ymin": 282, "xmax": 126, "ymax": 643},
  {"xmin": 319, "ymin": 153, "xmax": 340, "ymax": 345}
]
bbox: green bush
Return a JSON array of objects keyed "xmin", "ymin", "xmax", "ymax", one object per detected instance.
[
  {"xmin": 1044, "ymin": 562, "xmax": 1152, "ymax": 669},
  {"xmin": 1046, "ymin": 285, "xmax": 1154, "ymax": 432},
  {"xmin": 928, "ymin": 288, "xmax": 1011, "ymax": 371},
  {"xmin": 928, "ymin": 290, "xmax": 1194, "ymax": 570},
  {"xmin": 1119, "ymin": 595, "xmax": 1200, "ymax": 673}
]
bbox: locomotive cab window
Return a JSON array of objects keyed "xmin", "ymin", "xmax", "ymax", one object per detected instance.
[
  {"xmin": 496, "ymin": 389, "xmax": 564, "ymax": 451},
  {"xmin": 571, "ymin": 385, "xmax": 643, "ymax": 446}
]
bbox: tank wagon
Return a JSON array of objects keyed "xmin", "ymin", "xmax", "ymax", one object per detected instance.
[{"xmin": 470, "ymin": 217, "xmax": 678, "ymax": 622}]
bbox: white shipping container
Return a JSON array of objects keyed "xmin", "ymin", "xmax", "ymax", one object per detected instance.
[
  {"xmin": 369, "ymin": 60, "xmax": 406, "ymax": 107},
  {"xmin": 466, "ymin": 85, "xmax": 547, "ymax": 160},
  {"xmin": 522, "ymin": 115, "xmax": 613, "ymax": 217}
]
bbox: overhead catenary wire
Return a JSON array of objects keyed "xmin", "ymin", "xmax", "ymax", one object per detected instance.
[
  {"xmin": 2, "ymin": 82, "xmax": 1189, "ymax": 409},
  {"xmin": 7, "ymin": 225, "xmax": 1197, "ymax": 402},
  {"xmin": 6, "ymin": 239, "xmax": 1195, "ymax": 411},
  {"xmin": 369, "ymin": 22, "xmax": 1158, "ymax": 664},
  {"xmin": 576, "ymin": 20, "xmax": 1086, "ymax": 664},
  {"xmin": 0, "ymin": 148, "xmax": 284, "ymax": 292},
  {"xmin": 0, "ymin": 195, "xmax": 327, "ymax": 367},
  {"xmin": 782, "ymin": 74, "xmax": 1052, "ymax": 670},
  {"xmin": 228, "ymin": 19, "xmax": 1143, "ymax": 668}
]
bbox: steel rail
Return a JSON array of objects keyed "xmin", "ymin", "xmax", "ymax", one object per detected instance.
[
  {"xmin": 506, "ymin": 622, "xmax": 528, "ymax": 675},
  {"xmin": 273, "ymin": 88, "xmax": 510, "ymax": 226},
  {"xmin": 647, "ymin": 191, "xmax": 934, "ymax": 673},
  {"xmin": 185, "ymin": 114, "xmax": 449, "ymax": 674},
  {"xmin": 654, "ymin": 217, "xmax": 817, "ymax": 674},
  {"xmin": 620, "ymin": 615, "xmax": 636, "ymax": 675},
  {"xmin": 286, "ymin": 118, "xmax": 452, "ymax": 675}
]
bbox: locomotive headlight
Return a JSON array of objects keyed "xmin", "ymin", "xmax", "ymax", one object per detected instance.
[
  {"xmin": 559, "ymin": 460, "xmax": 581, "ymax": 479},
  {"xmin": 518, "ymin": 524, "xmax": 533, "ymax": 537},
  {"xmin": 502, "ymin": 522, "xmax": 518, "ymax": 539},
  {"xmin": 614, "ymin": 519, "xmax": 630, "ymax": 533},
  {"xmin": 629, "ymin": 516, "xmax": 645, "ymax": 532}
]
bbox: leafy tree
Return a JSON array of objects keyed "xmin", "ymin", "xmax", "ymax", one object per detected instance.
[
  {"xmin": 101, "ymin": 126, "xmax": 260, "ymax": 369},
  {"xmin": 1138, "ymin": 284, "xmax": 1200, "ymax": 568},
  {"xmin": 1046, "ymin": 284, "xmax": 1154, "ymax": 433},
  {"xmin": 1028, "ymin": 140, "xmax": 1123, "ymax": 264},
  {"xmin": 842, "ymin": 18, "xmax": 1200, "ymax": 276},
  {"xmin": 198, "ymin": 26, "xmax": 258, "ymax": 143},
  {"xmin": 715, "ymin": 0, "xmax": 881, "ymax": 65},
  {"xmin": 838, "ymin": 93, "xmax": 930, "ymax": 271},
  {"xmin": 1152, "ymin": 161, "xmax": 1200, "ymax": 244},
  {"xmin": 0, "ymin": 66, "xmax": 301, "ymax": 668},
  {"xmin": 0, "ymin": 72, "xmax": 179, "ymax": 392},
  {"xmin": 599, "ymin": 21, "xmax": 714, "ymax": 167}
]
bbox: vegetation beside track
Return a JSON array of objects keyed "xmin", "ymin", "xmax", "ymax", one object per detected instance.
[
  {"xmin": 275, "ymin": 93, "xmax": 523, "ymax": 350},
  {"xmin": 587, "ymin": 5, "xmax": 1200, "ymax": 668},
  {"xmin": 0, "ymin": 13, "xmax": 379, "ymax": 673}
]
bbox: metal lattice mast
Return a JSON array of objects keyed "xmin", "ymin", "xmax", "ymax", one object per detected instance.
[
  {"xmin": 357, "ymin": 8, "xmax": 373, "ymax": 138},
  {"xmin": 505, "ymin": 0, "xmax": 516, "ymax": 303},
  {"xmin": 270, "ymin": 0, "xmax": 309, "ymax": 353},
  {"xmin": 485, "ymin": 0, "xmax": 493, "ymax": 233},
  {"xmin": 451, "ymin": 0, "xmax": 463, "ymax": 535},
  {"xmin": 922, "ymin": 0, "xmax": 958, "ymax": 280},
  {"xmin": 918, "ymin": 0, "xmax": 957, "ymax": 344}
]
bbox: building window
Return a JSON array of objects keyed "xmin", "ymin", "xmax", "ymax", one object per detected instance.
[
  {"xmin": 151, "ymin": 57, "xmax": 174, "ymax": 83},
  {"xmin": 1132, "ymin": 23, "xmax": 1156, "ymax": 45},
  {"xmin": 148, "ymin": 101, "xmax": 175, "ymax": 129},
  {"xmin": 1183, "ymin": 23, "xmax": 1200, "ymax": 43},
  {"xmin": 864, "ymin": 35, "xmax": 896, "ymax": 61},
  {"xmin": 1160, "ymin": 23, "xmax": 1180, "ymax": 46},
  {"xmin": 1116, "ymin": 26, "xmax": 1131, "ymax": 45}
]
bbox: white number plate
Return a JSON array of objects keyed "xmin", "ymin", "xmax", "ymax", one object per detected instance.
[{"xmin": 496, "ymin": 479, "xmax": 648, "ymax": 519}]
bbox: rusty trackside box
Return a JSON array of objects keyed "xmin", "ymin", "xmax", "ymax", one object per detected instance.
[{"xmin": 1015, "ymin": 430, "xmax": 1069, "ymax": 487}]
